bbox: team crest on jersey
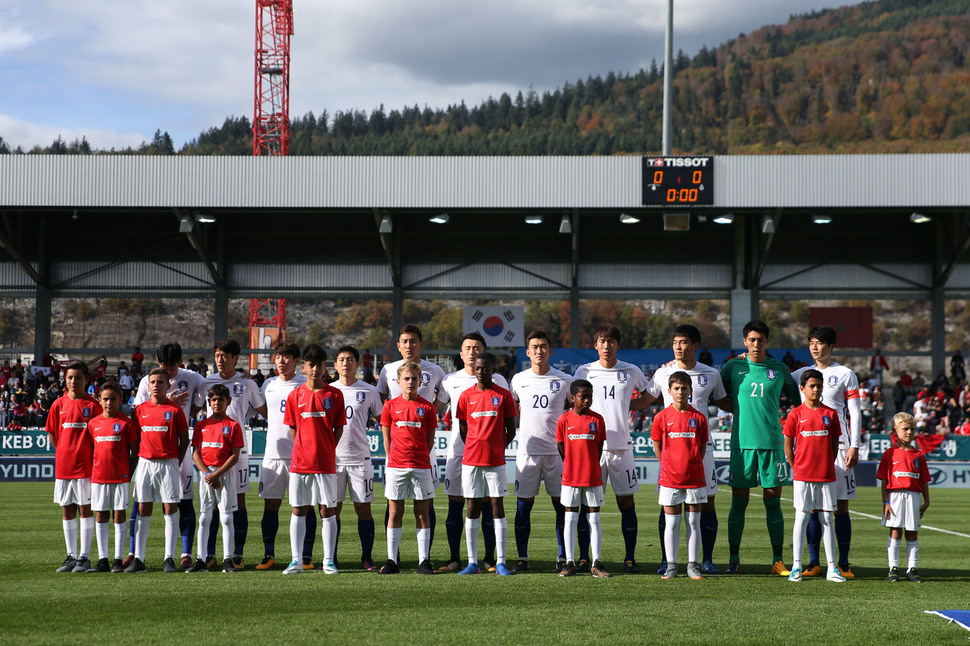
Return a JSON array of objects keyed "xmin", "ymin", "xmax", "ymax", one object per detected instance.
[
  {"xmin": 417, "ymin": 407, "xmax": 426, "ymax": 418},
  {"xmin": 550, "ymin": 380, "xmax": 561, "ymax": 394},
  {"xmin": 698, "ymin": 375, "xmax": 708, "ymax": 387},
  {"xmin": 232, "ymin": 384, "xmax": 244, "ymax": 396},
  {"xmin": 617, "ymin": 371, "xmax": 628, "ymax": 383},
  {"xmin": 421, "ymin": 373, "xmax": 431, "ymax": 386},
  {"xmin": 828, "ymin": 375, "xmax": 838, "ymax": 386},
  {"xmin": 914, "ymin": 458, "xmax": 920, "ymax": 469},
  {"xmin": 822, "ymin": 415, "xmax": 831, "ymax": 426},
  {"xmin": 766, "ymin": 369, "xmax": 777, "ymax": 381},
  {"xmin": 222, "ymin": 425, "xmax": 231, "ymax": 436},
  {"xmin": 689, "ymin": 418, "xmax": 698, "ymax": 428},
  {"xmin": 82, "ymin": 407, "xmax": 92, "ymax": 417},
  {"xmin": 164, "ymin": 411, "xmax": 173, "ymax": 421},
  {"xmin": 177, "ymin": 381, "xmax": 188, "ymax": 393},
  {"xmin": 491, "ymin": 396, "xmax": 500, "ymax": 406},
  {"xmin": 356, "ymin": 392, "xmax": 367, "ymax": 404},
  {"xmin": 588, "ymin": 422, "xmax": 597, "ymax": 432},
  {"xmin": 323, "ymin": 398, "xmax": 333, "ymax": 410},
  {"xmin": 112, "ymin": 423, "xmax": 122, "ymax": 434}
]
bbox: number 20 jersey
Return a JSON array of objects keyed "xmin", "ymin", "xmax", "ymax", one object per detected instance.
[{"xmin": 510, "ymin": 368, "xmax": 574, "ymax": 457}]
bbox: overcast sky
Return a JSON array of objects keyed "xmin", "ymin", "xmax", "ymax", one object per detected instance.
[{"xmin": 2, "ymin": 0, "xmax": 862, "ymax": 151}]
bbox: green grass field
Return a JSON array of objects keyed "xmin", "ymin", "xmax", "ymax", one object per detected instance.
[{"xmin": 2, "ymin": 483, "xmax": 969, "ymax": 645}]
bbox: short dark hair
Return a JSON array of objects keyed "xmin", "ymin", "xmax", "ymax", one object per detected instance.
[
  {"xmin": 399, "ymin": 324, "xmax": 423, "ymax": 342},
  {"xmin": 208, "ymin": 384, "xmax": 231, "ymax": 401},
  {"xmin": 214, "ymin": 338, "xmax": 241, "ymax": 356},
  {"xmin": 461, "ymin": 332, "xmax": 486, "ymax": 348},
  {"xmin": 526, "ymin": 330, "xmax": 550, "ymax": 345},
  {"xmin": 570, "ymin": 379, "xmax": 593, "ymax": 395},
  {"xmin": 672, "ymin": 325, "xmax": 701, "ymax": 345},
  {"xmin": 99, "ymin": 381, "xmax": 122, "ymax": 398},
  {"xmin": 65, "ymin": 361, "xmax": 89, "ymax": 378},
  {"xmin": 337, "ymin": 345, "xmax": 360, "ymax": 362},
  {"xmin": 476, "ymin": 352, "xmax": 496, "ymax": 367},
  {"xmin": 275, "ymin": 342, "xmax": 301, "ymax": 360},
  {"xmin": 800, "ymin": 368, "xmax": 823, "ymax": 387},
  {"xmin": 808, "ymin": 325, "xmax": 837, "ymax": 346},
  {"xmin": 149, "ymin": 367, "xmax": 169, "ymax": 380},
  {"xmin": 593, "ymin": 324, "xmax": 621, "ymax": 344},
  {"xmin": 742, "ymin": 320, "xmax": 770, "ymax": 339},
  {"xmin": 156, "ymin": 343, "xmax": 183, "ymax": 366},
  {"xmin": 668, "ymin": 370, "xmax": 692, "ymax": 389},
  {"xmin": 302, "ymin": 344, "xmax": 327, "ymax": 363}
]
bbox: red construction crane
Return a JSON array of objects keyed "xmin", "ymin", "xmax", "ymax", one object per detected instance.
[
  {"xmin": 253, "ymin": 0, "xmax": 293, "ymax": 155},
  {"xmin": 249, "ymin": 298, "xmax": 287, "ymax": 372}
]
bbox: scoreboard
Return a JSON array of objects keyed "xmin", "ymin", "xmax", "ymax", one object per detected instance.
[{"xmin": 642, "ymin": 156, "xmax": 714, "ymax": 206}]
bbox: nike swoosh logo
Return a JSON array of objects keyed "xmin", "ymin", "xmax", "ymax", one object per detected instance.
[
  {"xmin": 566, "ymin": 426, "xmax": 575, "ymax": 430},
  {"xmin": 298, "ymin": 403, "xmax": 307, "ymax": 407},
  {"xmin": 667, "ymin": 421, "xmax": 675, "ymax": 425}
]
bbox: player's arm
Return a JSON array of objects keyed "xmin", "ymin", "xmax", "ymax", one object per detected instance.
[
  {"xmin": 714, "ymin": 395, "xmax": 733, "ymax": 413},
  {"xmin": 333, "ymin": 425, "xmax": 344, "ymax": 446},
  {"xmin": 650, "ymin": 414, "xmax": 663, "ymax": 463},
  {"xmin": 426, "ymin": 415, "xmax": 436, "ymax": 453},
  {"xmin": 653, "ymin": 437, "xmax": 662, "ymax": 463},
  {"xmin": 557, "ymin": 440, "xmax": 565, "ymax": 461},
  {"xmin": 459, "ymin": 418, "xmax": 468, "ymax": 443},
  {"xmin": 781, "ymin": 369, "xmax": 800, "ymax": 405},
  {"xmin": 381, "ymin": 425, "xmax": 392, "ymax": 457},
  {"xmin": 880, "ymin": 480, "xmax": 892, "ymax": 520},
  {"xmin": 831, "ymin": 416, "xmax": 842, "ymax": 455},
  {"xmin": 177, "ymin": 425, "xmax": 190, "ymax": 463},
  {"xmin": 503, "ymin": 416, "xmax": 516, "ymax": 448},
  {"xmin": 127, "ymin": 433, "xmax": 139, "ymax": 476},
  {"xmin": 784, "ymin": 435, "xmax": 795, "ymax": 470},
  {"xmin": 919, "ymin": 483, "xmax": 930, "ymax": 517},
  {"xmin": 845, "ymin": 393, "xmax": 862, "ymax": 468}
]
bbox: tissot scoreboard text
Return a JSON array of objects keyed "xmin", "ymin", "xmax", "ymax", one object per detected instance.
[{"xmin": 642, "ymin": 156, "xmax": 714, "ymax": 206}]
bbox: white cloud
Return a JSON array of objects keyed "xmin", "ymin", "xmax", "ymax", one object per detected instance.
[{"xmin": 0, "ymin": 114, "xmax": 147, "ymax": 151}]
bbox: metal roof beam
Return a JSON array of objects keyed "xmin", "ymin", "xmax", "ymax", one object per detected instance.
[
  {"xmin": 373, "ymin": 208, "xmax": 400, "ymax": 287},
  {"xmin": 0, "ymin": 212, "xmax": 43, "ymax": 285},
  {"xmin": 936, "ymin": 215, "xmax": 970, "ymax": 288},
  {"xmin": 175, "ymin": 210, "xmax": 222, "ymax": 286}
]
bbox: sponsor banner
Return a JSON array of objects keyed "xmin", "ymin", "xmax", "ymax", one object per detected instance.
[
  {"xmin": 463, "ymin": 306, "xmax": 525, "ymax": 346},
  {"xmin": 0, "ymin": 457, "xmax": 55, "ymax": 481},
  {"xmin": 0, "ymin": 431, "xmax": 54, "ymax": 456},
  {"xmin": 865, "ymin": 434, "xmax": 970, "ymax": 461}
]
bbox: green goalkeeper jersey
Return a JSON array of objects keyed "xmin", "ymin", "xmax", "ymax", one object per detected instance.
[{"xmin": 720, "ymin": 357, "xmax": 800, "ymax": 450}]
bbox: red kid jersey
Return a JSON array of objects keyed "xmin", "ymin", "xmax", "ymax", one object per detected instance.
[
  {"xmin": 556, "ymin": 409, "xmax": 606, "ymax": 488},
  {"xmin": 133, "ymin": 400, "xmax": 188, "ymax": 460},
  {"xmin": 284, "ymin": 383, "xmax": 347, "ymax": 474},
  {"xmin": 46, "ymin": 394, "xmax": 102, "ymax": 479},
  {"xmin": 88, "ymin": 414, "xmax": 137, "ymax": 484},
  {"xmin": 651, "ymin": 405, "xmax": 709, "ymax": 489},
  {"xmin": 457, "ymin": 384, "xmax": 516, "ymax": 467},
  {"xmin": 877, "ymin": 446, "xmax": 931, "ymax": 493},
  {"xmin": 381, "ymin": 396, "xmax": 436, "ymax": 469},
  {"xmin": 192, "ymin": 416, "xmax": 244, "ymax": 469},
  {"xmin": 782, "ymin": 403, "xmax": 841, "ymax": 482}
]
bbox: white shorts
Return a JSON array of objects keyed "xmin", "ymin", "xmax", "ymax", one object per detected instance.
[
  {"xmin": 288, "ymin": 472, "xmax": 338, "ymax": 509},
  {"xmin": 792, "ymin": 479, "xmax": 837, "ymax": 512},
  {"xmin": 882, "ymin": 490, "xmax": 922, "ymax": 532},
  {"xmin": 514, "ymin": 454, "xmax": 563, "ymax": 499},
  {"xmin": 601, "ymin": 449, "xmax": 639, "ymax": 495},
  {"xmin": 560, "ymin": 484, "xmax": 605, "ymax": 508},
  {"xmin": 336, "ymin": 461, "xmax": 375, "ymax": 504},
  {"xmin": 658, "ymin": 485, "xmax": 708, "ymax": 507},
  {"xmin": 199, "ymin": 471, "xmax": 239, "ymax": 513},
  {"xmin": 132, "ymin": 458, "xmax": 181, "ymax": 504},
  {"xmin": 834, "ymin": 447, "xmax": 857, "ymax": 500},
  {"xmin": 443, "ymin": 455, "xmax": 463, "ymax": 497},
  {"xmin": 179, "ymin": 452, "xmax": 195, "ymax": 500},
  {"xmin": 384, "ymin": 467, "xmax": 436, "ymax": 501},
  {"xmin": 233, "ymin": 452, "xmax": 251, "ymax": 494},
  {"xmin": 258, "ymin": 458, "xmax": 290, "ymax": 501},
  {"xmin": 461, "ymin": 464, "xmax": 508, "ymax": 499},
  {"xmin": 429, "ymin": 447, "xmax": 440, "ymax": 489},
  {"xmin": 54, "ymin": 478, "xmax": 92, "ymax": 507},
  {"xmin": 91, "ymin": 482, "xmax": 130, "ymax": 512}
]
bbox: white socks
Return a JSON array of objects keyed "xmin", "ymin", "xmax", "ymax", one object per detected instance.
[
  {"xmin": 664, "ymin": 514, "xmax": 682, "ymax": 565},
  {"xmin": 563, "ymin": 511, "xmax": 578, "ymax": 563},
  {"xmin": 819, "ymin": 511, "xmax": 836, "ymax": 572},
  {"xmin": 589, "ymin": 513, "xmax": 603, "ymax": 562},
  {"xmin": 686, "ymin": 511, "xmax": 701, "ymax": 564},
  {"xmin": 289, "ymin": 514, "xmax": 306, "ymax": 562},
  {"xmin": 114, "ymin": 522, "xmax": 126, "ymax": 560},
  {"xmin": 321, "ymin": 516, "xmax": 337, "ymax": 562},
  {"xmin": 906, "ymin": 540, "xmax": 919, "ymax": 570},
  {"xmin": 96, "ymin": 521, "xmax": 110, "ymax": 561},
  {"xmin": 79, "ymin": 516, "xmax": 94, "ymax": 559},
  {"xmin": 135, "ymin": 516, "xmax": 150, "ymax": 561},
  {"xmin": 465, "ymin": 517, "xmax": 480, "ymax": 565},
  {"xmin": 63, "ymin": 518, "xmax": 78, "ymax": 557},
  {"xmin": 792, "ymin": 510, "xmax": 809, "ymax": 569},
  {"xmin": 387, "ymin": 526, "xmax": 403, "ymax": 563},
  {"xmin": 163, "ymin": 513, "xmax": 178, "ymax": 560},
  {"xmin": 416, "ymin": 527, "xmax": 431, "ymax": 562},
  {"xmin": 220, "ymin": 511, "xmax": 234, "ymax": 561},
  {"xmin": 888, "ymin": 537, "xmax": 900, "ymax": 567},
  {"xmin": 494, "ymin": 517, "xmax": 508, "ymax": 566}
]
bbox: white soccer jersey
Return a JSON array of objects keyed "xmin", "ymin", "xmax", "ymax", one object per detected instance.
[
  {"xmin": 134, "ymin": 368, "xmax": 205, "ymax": 423},
  {"xmin": 440, "ymin": 370, "xmax": 510, "ymax": 457},
  {"xmin": 573, "ymin": 359, "xmax": 647, "ymax": 450},
  {"xmin": 332, "ymin": 379, "xmax": 383, "ymax": 465},
  {"xmin": 377, "ymin": 359, "xmax": 446, "ymax": 404},
  {"xmin": 647, "ymin": 362, "xmax": 727, "ymax": 411},
  {"xmin": 197, "ymin": 372, "xmax": 266, "ymax": 451},
  {"xmin": 260, "ymin": 374, "xmax": 307, "ymax": 460},
  {"xmin": 510, "ymin": 367, "xmax": 573, "ymax": 457},
  {"xmin": 792, "ymin": 362, "xmax": 861, "ymax": 448}
]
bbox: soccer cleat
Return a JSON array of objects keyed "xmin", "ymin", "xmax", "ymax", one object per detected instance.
[
  {"xmin": 186, "ymin": 559, "xmax": 208, "ymax": 573},
  {"xmin": 255, "ymin": 556, "xmax": 276, "ymax": 570},
  {"xmin": 558, "ymin": 561, "xmax": 577, "ymax": 577},
  {"xmin": 495, "ymin": 563, "xmax": 513, "ymax": 576},
  {"xmin": 725, "ymin": 560, "xmax": 741, "ymax": 575},
  {"xmin": 72, "ymin": 557, "xmax": 92, "ymax": 573},
  {"xmin": 826, "ymin": 569, "xmax": 846, "ymax": 583},
  {"xmin": 163, "ymin": 557, "xmax": 179, "ymax": 573},
  {"xmin": 687, "ymin": 563, "xmax": 704, "ymax": 580},
  {"xmin": 231, "ymin": 555, "xmax": 245, "ymax": 570},
  {"xmin": 788, "ymin": 567, "xmax": 803, "ymax": 582},
  {"xmin": 837, "ymin": 564, "xmax": 856, "ymax": 579},
  {"xmin": 205, "ymin": 555, "xmax": 217, "ymax": 570},
  {"xmin": 180, "ymin": 555, "xmax": 193, "ymax": 570},
  {"xmin": 110, "ymin": 558, "xmax": 124, "ymax": 573},
  {"xmin": 457, "ymin": 563, "xmax": 480, "ymax": 575},
  {"xmin": 282, "ymin": 559, "xmax": 302, "ymax": 574},
  {"xmin": 576, "ymin": 559, "xmax": 590, "ymax": 574},
  {"xmin": 661, "ymin": 565, "xmax": 678, "ymax": 580},
  {"xmin": 361, "ymin": 559, "xmax": 378, "ymax": 572},
  {"xmin": 655, "ymin": 561, "xmax": 668, "ymax": 576},
  {"xmin": 887, "ymin": 566, "xmax": 900, "ymax": 582},
  {"xmin": 87, "ymin": 558, "xmax": 111, "ymax": 573},
  {"xmin": 624, "ymin": 560, "xmax": 641, "ymax": 575},
  {"xmin": 416, "ymin": 559, "xmax": 436, "ymax": 575},
  {"xmin": 591, "ymin": 561, "xmax": 613, "ymax": 579},
  {"xmin": 124, "ymin": 558, "xmax": 147, "ymax": 573},
  {"xmin": 322, "ymin": 560, "xmax": 339, "ymax": 574},
  {"xmin": 700, "ymin": 561, "xmax": 721, "ymax": 575},
  {"xmin": 122, "ymin": 553, "xmax": 134, "ymax": 569},
  {"xmin": 483, "ymin": 559, "xmax": 496, "ymax": 573},
  {"xmin": 771, "ymin": 560, "xmax": 791, "ymax": 576},
  {"xmin": 802, "ymin": 563, "xmax": 823, "ymax": 577},
  {"xmin": 906, "ymin": 568, "xmax": 922, "ymax": 583},
  {"xmin": 555, "ymin": 558, "xmax": 567, "ymax": 573},
  {"xmin": 222, "ymin": 558, "xmax": 237, "ymax": 573},
  {"xmin": 437, "ymin": 560, "xmax": 460, "ymax": 573},
  {"xmin": 57, "ymin": 555, "xmax": 78, "ymax": 573},
  {"xmin": 302, "ymin": 556, "xmax": 314, "ymax": 571},
  {"xmin": 513, "ymin": 558, "xmax": 530, "ymax": 572},
  {"xmin": 378, "ymin": 559, "xmax": 400, "ymax": 575}
]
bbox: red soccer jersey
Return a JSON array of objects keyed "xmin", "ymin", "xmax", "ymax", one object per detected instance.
[
  {"xmin": 651, "ymin": 405, "xmax": 709, "ymax": 489},
  {"xmin": 283, "ymin": 383, "xmax": 347, "ymax": 474},
  {"xmin": 381, "ymin": 395, "xmax": 436, "ymax": 469},
  {"xmin": 556, "ymin": 409, "xmax": 607, "ymax": 488},
  {"xmin": 782, "ymin": 403, "xmax": 841, "ymax": 482},
  {"xmin": 88, "ymin": 414, "xmax": 137, "ymax": 484},
  {"xmin": 877, "ymin": 446, "xmax": 931, "ymax": 493},
  {"xmin": 457, "ymin": 384, "xmax": 516, "ymax": 467},
  {"xmin": 46, "ymin": 394, "xmax": 102, "ymax": 479},
  {"xmin": 192, "ymin": 416, "xmax": 245, "ymax": 469},
  {"xmin": 133, "ymin": 400, "xmax": 188, "ymax": 460}
]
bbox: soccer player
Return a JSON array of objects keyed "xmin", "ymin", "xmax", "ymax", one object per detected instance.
[
  {"xmin": 197, "ymin": 338, "xmax": 267, "ymax": 569},
  {"xmin": 879, "ymin": 413, "xmax": 930, "ymax": 583},
  {"xmin": 46, "ymin": 361, "xmax": 102, "ymax": 573},
  {"xmin": 647, "ymin": 325, "xmax": 732, "ymax": 575},
  {"xmin": 720, "ymin": 320, "xmax": 800, "ymax": 575},
  {"xmin": 379, "ymin": 361, "xmax": 437, "ymax": 574},
  {"xmin": 438, "ymin": 332, "xmax": 508, "ymax": 572},
  {"xmin": 187, "ymin": 384, "xmax": 244, "ymax": 573},
  {"xmin": 127, "ymin": 368, "xmax": 190, "ymax": 573},
  {"xmin": 573, "ymin": 324, "xmax": 651, "ymax": 574},
  {"xmin": 86, "ymin": 382, "xmax": 138, "ymax": 573},
  {"xmin": 456, "ymin": 352, "xmax": 517, "ymax": 576},
  {"xmin": 791, "ymin": 325, "xmax": 862, "ymax": 578},
  {"xmin": 256, "ymin": 342, "xmax": 315, "ymax": 571},
  {"xmin": 510, "ymin": 330, "xmax": 573, "ymax": 572},
  {"xmin": 331, "ymin": 345, "xmax": 383, "ymax": 571},
  {"xmin": 783, "ymin": 369, "xmax": 844, "ymax": 583},
  {"xmin": 130, "ymin": 343, "xmax": 205, "ymax": 569},
  {"xmin": 556, "ymin": 379, "xmax": 610, "ymax": 578},
  {"xmin": 651, "ymin": 371, "xmax": 709, "ymax": 581},
  {"xmin": 281, "ymin": 344, "xmax": 346, "ymax": 575}
]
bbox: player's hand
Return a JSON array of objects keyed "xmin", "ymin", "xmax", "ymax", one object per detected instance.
[
  {"xmin": 844, "ymin": 447, "xmax": 860, "ymax": 469},
  {"xmin": 170, "ymin": 390, "xmax": 190, "ymax": 407},
  {"xmin": 883, "ymin": 504, "xmax": 893, "ymax": 521},
  {"xmin": 919, "ymin": 501, "xmax": 928, "ymax": 518},
  {"xmin": 736, "ymin": 352, "xmax": 748, "ymax": 360}
]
